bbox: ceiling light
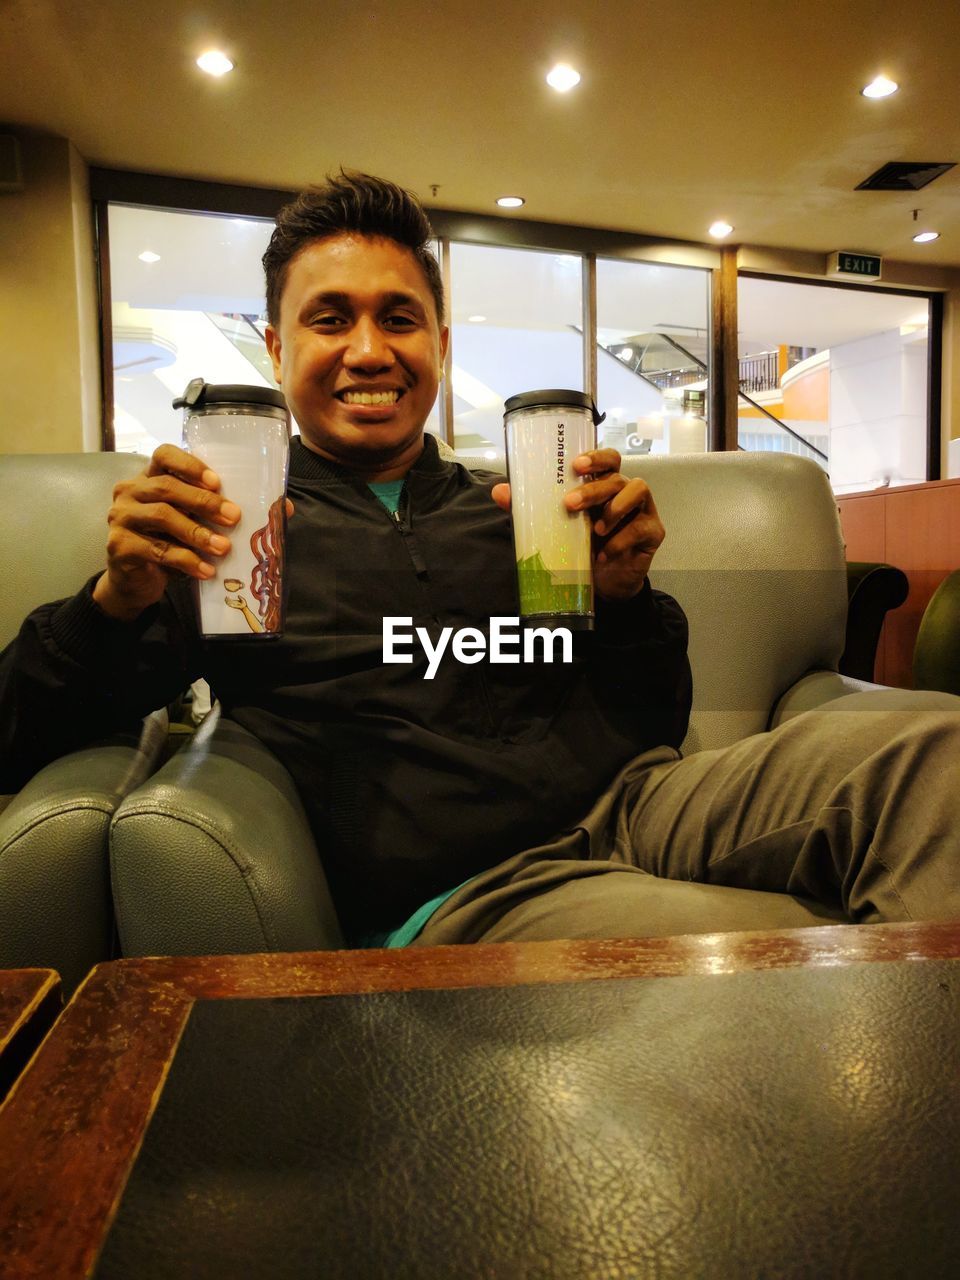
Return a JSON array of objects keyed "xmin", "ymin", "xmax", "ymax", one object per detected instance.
[
  {"xmin": 618, "ymin": 347, "xmax": 634, "ymax": 361},
  {"xmin": 138, "ymin": 250, "xmax": 161, "ymax": 263},
  {"xmin": 546, "ymin": 63, "xmax": 581, "ymax": 93},
  {"xmin": 468, "ymin": 315, "xmax": 487, "ymax": 323},
  {"xmin": 861, "ymin": 75, "xmax": 898, "ymax": 98},
  {"xmin": 709, "ymin": 221, "xmax": 734, "ymax": 239},
  {"xmin": 196, "ymin": 50, "xmax": 234, "ymax": 77},
  {"xmin": 913, "ymin": 230, "xmax": 940, "ymax": 243},
  {"xmin": 496, "ymin": 196, "xmax": 525, "ymax": 208}
]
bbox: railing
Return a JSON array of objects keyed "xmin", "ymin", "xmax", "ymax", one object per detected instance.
[
  {"xmin": 640, "ymin": 368, "xmax": 704, "ymax": 391},
  {"xmin": 626, "ymin": 333, "xmax": 829, "ymax": 466},
  {"xmin": 640, "ymin": 349, "xmax": 781, "ymax": 395},
  {"xmin": 737, "ymin": 392, "xmax": 828, "ymax": 464},
  {"xmin": 738, "ymin": 350, "xmax": 779, "ymax": 394}
]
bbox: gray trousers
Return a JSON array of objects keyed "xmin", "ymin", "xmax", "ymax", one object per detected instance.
[{"xmin": 414, "ymin": 689, "xmax": 960, "ymax": 946}]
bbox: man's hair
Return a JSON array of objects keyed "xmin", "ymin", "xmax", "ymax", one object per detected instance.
[{"xmin": 263, "ymin": 171, "xmax": 445, "ymax": 327}]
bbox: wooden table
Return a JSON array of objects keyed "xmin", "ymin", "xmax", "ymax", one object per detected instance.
[
  {"xmin": 1, "ymin": 924, "xmax": 959, "ymax": 1278},
  {"xmin": 0, "ymin": 969, "xmax": 60, "ymax": 1105}
]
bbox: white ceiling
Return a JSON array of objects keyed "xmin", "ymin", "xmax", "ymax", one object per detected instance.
[{"xmin": 2, "ymin": 0, "xmax": 960, "ymax": 268}]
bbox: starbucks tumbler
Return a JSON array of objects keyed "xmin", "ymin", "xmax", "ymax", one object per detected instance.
[
  {"xmin": 502, "ymin": 389, "xmax": 605, "ymax": 630},
  {"xmin": 174, "ymin": 379, "xmax": 291, "ymax": 639}
]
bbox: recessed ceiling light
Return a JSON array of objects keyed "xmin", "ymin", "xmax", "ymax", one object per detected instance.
[
  {"xmin": 618, "ymin": 347, "xmax": 634, "ymax": 361},
  {"xmin": 913, "ymin": 230, "xmax": 940, "ymax": 243},
  {"xmin": 861, "ymin": 75, "xmax": 898, "ymax": 98},
  {"xmin": 468, "ymin": 314, "xmax": 487, "ymax": 323},
  {"xmin": 496, "ymin": 196, "xmax": 525, "ymax": 208},
  {"xmin": 138, "ymin": 250, "xmax": 161, "ymax": 263},
  {"xmin": 709, "ymin": 221, "xmax": 734, "ymax": 239},
  {"xmin": 546, "ymin": 63, "xmax": 581, "ymax": 92},
  {"xmin": 197, "ymin": 50, "xmax": 234, "ymax": 77}
]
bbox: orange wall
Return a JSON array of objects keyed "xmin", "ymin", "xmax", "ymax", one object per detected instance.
[
  {"xmin": 782, "ymin": 362, "xmax": 829, "ymax": 422},
  {"xmin": 738, "ymin": 353, "xmax": 829, "ymax": 422}
]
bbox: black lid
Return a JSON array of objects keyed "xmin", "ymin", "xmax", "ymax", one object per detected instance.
[
  {"xmin": 172, "ymin": 379, "xmax": 288, "ymax": 413},
  {"xmin": 503, "ymin": 388, "xmax": 605, "ymax": 426}
]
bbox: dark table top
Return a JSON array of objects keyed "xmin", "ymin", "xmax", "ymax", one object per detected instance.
[
  {"xmin": 0, "ymin": 968, "xmax": 60, "ymax": 1105},
  {"xmin": 1, "ymin": 924, "xmax": 959, "ymax": 1279}
]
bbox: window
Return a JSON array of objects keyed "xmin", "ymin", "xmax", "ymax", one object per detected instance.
[
  {"xmin": 737, "ymin": 275, "xmax": 932, "ymax": 492},
  {"xmin": 109, "ymin": 206, "xmax": 276, "ymax": 454},
  {"xmin": 447, "ymin": 243, "xmax": 583, "ymax": 456},
  {"xmin": 108, "ymin": 205, "xmax": 442, "ymax": 453},
  {"xmin": 99, "ymin": 181, "xmax": 946, "ymax": 480},
  {"xmin": 596, "ymin": 259, "xmax": 711, "ymax": 456}
]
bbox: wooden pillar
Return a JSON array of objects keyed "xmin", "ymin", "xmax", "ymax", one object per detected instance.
[
  {"xmin": 582, "ymin": 253, "xmax": 597, "ymax": 402},
  {"xmin": 709, "ymin": 246, "xmax": 740, "ymax": 450},
  {"xmin": 95, "ymin": 201, "xmax": 115, "ymax": 451},
  {"xmin": 440, "ymin": 237, "xmax": 454, "ymax": 446}
]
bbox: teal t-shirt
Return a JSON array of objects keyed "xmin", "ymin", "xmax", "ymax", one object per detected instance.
[
  {"xmin": 358, "ymin": 881, "xmax": 471, "ymax": 949},
  {"xmin": 368, "ymin": 478, "xmax": 405, "ymax": 516}
]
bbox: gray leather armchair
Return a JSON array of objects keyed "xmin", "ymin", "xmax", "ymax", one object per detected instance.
[
  {"xmin": 913, "ymin": 569, "xmax": 960, "ymax": 695},
  {"xmin": 0, "ymin": 452, "xmax": 167, "ymax": 992},
  {"xmin": 110, "ymin": 449, "xmax": 906, "ymax": 958}
]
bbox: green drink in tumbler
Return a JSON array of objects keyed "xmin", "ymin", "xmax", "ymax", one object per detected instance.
[{"xmin": 503, "ymin": 390, "xmax": 605, "ymax": 631}]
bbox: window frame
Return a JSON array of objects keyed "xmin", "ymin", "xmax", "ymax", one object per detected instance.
[
  {"xmin": 91, "ymin": 168, "xmax": 943, "ymax": 482},
  {"xmin": 737, "ymin": 268, "xmax": 943, "ymax": 481}
]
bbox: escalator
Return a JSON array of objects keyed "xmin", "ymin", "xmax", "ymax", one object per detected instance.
[
  {"xmin": 602, "ymin": 330, "xmax": 827, "ymax": 466},
  {"xmin": 204, "ymin": 311, "xmax": 827, "ymax": 470},
  {"xmin": 205, "ymin": 313, "xmax": 276, "ymax": 386}
]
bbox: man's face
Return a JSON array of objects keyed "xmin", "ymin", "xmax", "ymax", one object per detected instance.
[{"xmin": 265, "ymin": 233, "xmax": 449, "ymax": 475}]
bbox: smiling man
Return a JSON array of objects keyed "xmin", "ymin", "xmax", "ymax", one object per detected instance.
[
  {"xmin": 3, "ymin": 172, "xmax": 960, "ymax": 952},
  {"xmin": 0, "ymin": 173, "xmax": 692, "ymax": 947},
  {"xmin": 263, "ymin": 221, "xmax": 449, "ymax": 481}
]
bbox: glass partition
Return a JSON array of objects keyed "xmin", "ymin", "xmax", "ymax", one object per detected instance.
[
  {"xmin": 108, "ymin": 205, "xmax": 441, "ymax": 454},
  {"xmin": 447, "ymin": 243, "xmax": 583, "ymax": 456},
  {"xmin": 737, "ymin": 275, "xmax": 931, "ymax": 491},
  {"xmin": 596, "ymin": 259, "xmax": 711, "ymax": 456},
  {"xmin": 102, "ymin": 192, "xmax": 940, "ymax": 482}
]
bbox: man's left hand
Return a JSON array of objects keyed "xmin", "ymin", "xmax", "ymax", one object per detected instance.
[{"xmin": 490, "ymin": 448, "xmax": 665, "ymax": 602}]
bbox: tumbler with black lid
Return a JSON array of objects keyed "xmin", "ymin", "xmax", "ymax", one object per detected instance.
[
  {"xmin": 502, "ymin": 389, "xmax": 605, "ymax": 630},
  {"xmin": 174, "ymin": 379, "xmax": 291, "ymax": 638}
]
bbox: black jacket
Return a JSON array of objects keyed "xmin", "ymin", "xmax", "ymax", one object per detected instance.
[{"xmin": 0, "ymin": 436, "xmax": 692, "ymax": 938}]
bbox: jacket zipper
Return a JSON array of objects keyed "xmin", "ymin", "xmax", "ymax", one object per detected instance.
[
  {"xmin": 391, "ymin": 485, "xmax": 429, "ymax": 579},
  {"xmin": 387, "ymin": 484, "xmax": 499, "ymax": 736}
]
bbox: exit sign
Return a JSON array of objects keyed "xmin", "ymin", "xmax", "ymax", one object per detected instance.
[{"xmin": 827, "ymin": 250, "xmax": 883, "ymax": 280}]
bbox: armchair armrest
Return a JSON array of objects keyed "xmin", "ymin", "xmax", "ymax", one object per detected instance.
[
  {"xmin": 0, "ymin": 710, "xmax": 169, "ymax": 993},
  {"xmin": 840, "ymin": 561, "xmax": 908, "ymax": 682},
  {"xmin": 110, "ymin": 709, "xmax": 345, "ymax": 957},
  {"xmin": 769, "ymin": 670, "xmax": 888, "ymax": 729}
]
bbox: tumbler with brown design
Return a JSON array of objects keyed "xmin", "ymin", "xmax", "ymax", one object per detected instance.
[{"xmin": 175, "ymin": 379, "xmax": 291, "ymax": 638}]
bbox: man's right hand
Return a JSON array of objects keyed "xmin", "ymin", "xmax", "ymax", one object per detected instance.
[{"xmin": 92, "ymin": 444, "xmax": 241, "ymax": 621}]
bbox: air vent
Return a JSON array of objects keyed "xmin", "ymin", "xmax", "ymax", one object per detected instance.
[{"xmin": 856, "ymin": 161, "xmax": 955, "ymax": 191}]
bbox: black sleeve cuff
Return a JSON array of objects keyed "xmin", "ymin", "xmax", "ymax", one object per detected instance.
[
  {"xmin": 48, "ymin": 576, "xmax": 165, "ymax": 668},
  {"xmin": 594, "ymin": 579, "xmax": 660, "ymax": 644}
]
